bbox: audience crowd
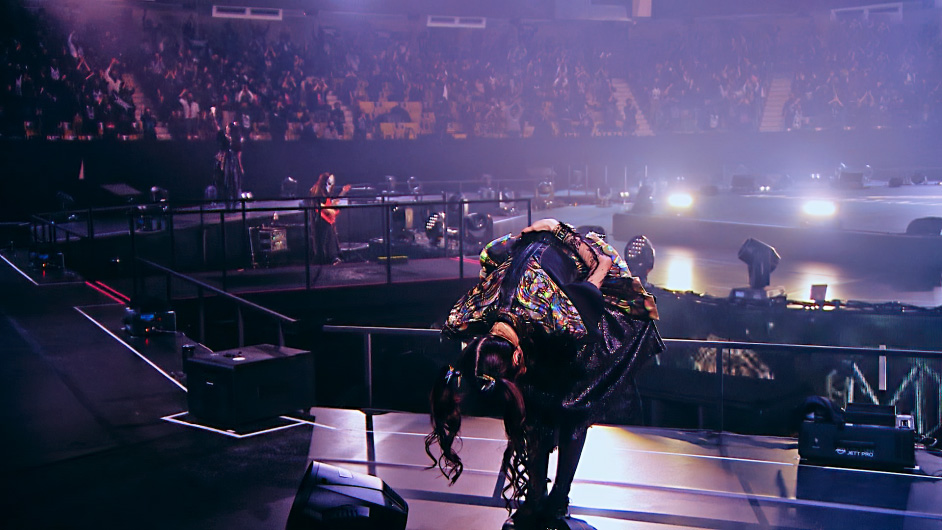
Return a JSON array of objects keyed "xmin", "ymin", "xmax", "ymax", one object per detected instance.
[
  {"xmin": 620, "ymin": 22, "xmax": 775, "ymax": 133},
  {"xmin": 782, "ymin": 18, "xmax": 942, "ymax": 131},
  {"xmin": 2, "ymin": 2, "xmax": 940, "ymax": 142},
  {"xmin": 0, "ymin": 5, "xmax": 139, "ymax": 139}
]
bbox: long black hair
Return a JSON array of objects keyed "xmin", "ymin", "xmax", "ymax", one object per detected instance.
[{"xmin": 425, "ymin": 334, "xmax": 530, "ymax": 508}]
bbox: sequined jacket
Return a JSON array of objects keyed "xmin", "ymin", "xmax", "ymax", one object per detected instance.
[
  {"xmin": 445, "ymin": 228, "xmax": 658, "ymax": 341},
  {"xmin": 444, "ymin": 226, "xmax": 664, "ymax": 425}
]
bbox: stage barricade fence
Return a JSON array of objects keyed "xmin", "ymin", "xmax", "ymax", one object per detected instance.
[
  {"xmin": 322, "ymin": 325, "xmax": 942, "ymax": 438},
  {"xmin": 26, "ymin": 193, "xmax": 534, "ymax": 292}
]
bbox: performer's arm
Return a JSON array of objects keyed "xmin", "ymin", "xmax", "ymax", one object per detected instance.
[
  {"xmin": 522, "ymin": 218, "xmax": 612, "ymax": 288},
  {"xmin": 479, "ymin": 233, "xmax": 515, "ymax": 277}
]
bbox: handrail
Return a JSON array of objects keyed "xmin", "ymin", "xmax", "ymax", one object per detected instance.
[
  {"xmin": 323, "ymin": 325, "xmax": 440, "ymax": 337},
  {"xmin": 32, "ymin": 194, "xmax": 535, "ymax": 219},
  {"xmin": 321, "ymin": 324, "xmax": 942, "ymax": 430},
  {"xmin": 137, "ymin": 257, "xmax": 296, "ymax": 324},
  {"xmin": 663, "ymin": 338, "xmax": 942, "ymax": 359},
  {"xmin": 30, "ymin": 214, "xmax": 86, "ymax": 239},
  {"xmin": 322, "ymin": 326, "xmax": 942, "ymax": 358}
]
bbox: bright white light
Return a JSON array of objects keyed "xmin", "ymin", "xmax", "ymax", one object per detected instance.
[
  {"xmin": 667, "ymin": 192, "xmax": 693, "ymax": 209},
  {"xmin": 802, "ymin": 199, "xmax": 837, "ymax": 217}
]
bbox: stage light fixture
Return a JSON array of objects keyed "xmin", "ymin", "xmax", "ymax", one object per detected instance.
[
  {"xmin": 150, "ymin": 186, "xmax": 169, "ymax": 203},
  {"xmin": 463, "ymin": 212, "xmax": 493, "ymax": 244},
  {"xmin": 123, "ymin": 295, "xmax": 176, "ymax": 337},
  {"xmin": 535, "ymin": 181, "xmax": 555, "ymax": 208},
  {"xmin": 407, "ymin": 176, "xmax": 422, "ymax": 195},
  {"xmin": 285, "ymin": 461, "xmax": 408, "ymax": 530},
  {"xmin": 425, "ymin": 212, "xmax": 446, "ymax": 245},
  {"xmin": 596, "ymin": 186, "xmax": 613, "ymax": 207},
  {"xmin": 138, "ymin": 184, "xmax": 169, "ymax": 231},
  {"xmin": 738, "ymin": 238, "xmax": 780, "ymax": 291},
  {"xmin": 383, "ymin": 175, "xmax": 397, "ymax": 194},
  {"xmin": 624, "ymin": 235, "xmax": 655, "ymax": 285},
  {"xmin": 499, "ymin": 188, "xmax": 516, "ymax": 213},
  {"xmin": 28, "ymin": 246, "xmax": 65, "ymax": 270}
]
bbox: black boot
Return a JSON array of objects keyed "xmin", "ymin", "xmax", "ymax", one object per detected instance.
[
  {"xmin": 544, "ymin": 489, "xmax": 571, "ymax": 521},
  {"xmin": 501, "ymin": 505, "xmax": 541, "ymax": 530}
]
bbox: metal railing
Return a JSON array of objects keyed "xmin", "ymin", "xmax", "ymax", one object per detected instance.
[
  {"xmin": 137, "ymin": 257, "xmax": 296, "ymax": 348},
  {"xmin": 28, "ymin": 194, "xmax": 534, "ymax": 290},
  {"xmin": 322, "ymin": 325, "xmax": 942, "ymax": 436}
]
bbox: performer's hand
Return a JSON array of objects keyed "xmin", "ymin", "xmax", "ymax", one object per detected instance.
[
  {"xmin": 521, "ymin": 218, "xmax": 559, "ymax": 234},
  {"xmin": 586, "ymin": 232, "xmax": 622, "ymax": 261},
  {"xmin": 341, "ymin": 184, "xmax": 352, "ymax": 194},
  {"xmin": 587, "ymin": 253, "xmax": 613, "ymax": 289}
]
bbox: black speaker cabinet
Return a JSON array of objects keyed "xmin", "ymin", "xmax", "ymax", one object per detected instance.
[
  {"xmin": 185, "ymin": 344, "xmax": 313, "ymax": 427},
  {"xmin": 798, "ymin": 420, "xmax": 915, "ymax": 471},
  {"xmin": 286, "ymin": 461, "xmax": 408, "ymax": 530}
]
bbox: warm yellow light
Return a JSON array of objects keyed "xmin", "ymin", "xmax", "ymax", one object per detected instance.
[{"xmin": 663, "ymin": 250, "xmax": 694, "ymax": 292}]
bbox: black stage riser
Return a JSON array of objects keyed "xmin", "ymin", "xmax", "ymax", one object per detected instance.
[{"xmin": 613, "ymin": 213, "xmax": 942, "ymax": 277}]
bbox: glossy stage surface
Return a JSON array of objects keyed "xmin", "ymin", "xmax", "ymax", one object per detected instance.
[{"xmin": 2, "ymin": 255, "xmax": 941, "ymax": 530}]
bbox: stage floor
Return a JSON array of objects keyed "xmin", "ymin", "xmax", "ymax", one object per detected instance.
[
  {"xmin": 2, "ymin": 255, "xmax": 942, "ymax": 530},
  {"xmin": 307, "ymin": 407, "xmax": 942, "ymax": 530}
]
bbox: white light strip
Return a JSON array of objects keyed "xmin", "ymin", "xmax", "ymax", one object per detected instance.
[
  {"xmin": 0, "ymin": 252, "xmax": 39, "ymax": 285},
  {"xmin": 281, "ymin": 415, "xmax": 318, "ymax": 426},
  {"xmin": 573, "ymin": 473, "xmax": 941, "ymax": 519},
  {"xmin": 303, "ymin": 421, "xmax": 499, "ymax": 442},
  {"xmin": 162, "ymin": 412, "xmax": 310, "ymax": 438},
  {"xmin": 74, "ymin": 307, "xmax": 188, "ymax": 392},
  {"xmin": 610, "ymin": 446, "xmax": 789, "ymax": 466}
]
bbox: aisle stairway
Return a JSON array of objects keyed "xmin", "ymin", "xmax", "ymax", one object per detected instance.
[
  {"xmin": 611, "ymin": 78, "xmax": 653, "ymax": 136},
  {"xmin": 325, "ymin": 92, "xmax": 354, "ymax": 139},
  {"xmin": 758, "ymin": 74, "xmax": 793, "ymax": 133},
  {"xmin": 123, "ymin": 72, "xmax": 171, "ymax": 139}
]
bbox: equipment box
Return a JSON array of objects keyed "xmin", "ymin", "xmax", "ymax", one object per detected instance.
[{"xmin": 185, "ymin": 344, "xmax": 313, "ymax": 427}]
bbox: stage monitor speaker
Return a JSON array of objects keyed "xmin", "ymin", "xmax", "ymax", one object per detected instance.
[
  {"xmin": 285, "ymin": 461, "xmax": 408, "ymax": 530},
  {"xmin": 905, "ymin": 217, "xmax": 942, "ymax": 236},
  {"xmin": 185, "ymin": 344, "xmax": 313, "ymax": 427},
  {"xmin": 798, "ymin": 399, "xmax": 915, "ymax": 471}
]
